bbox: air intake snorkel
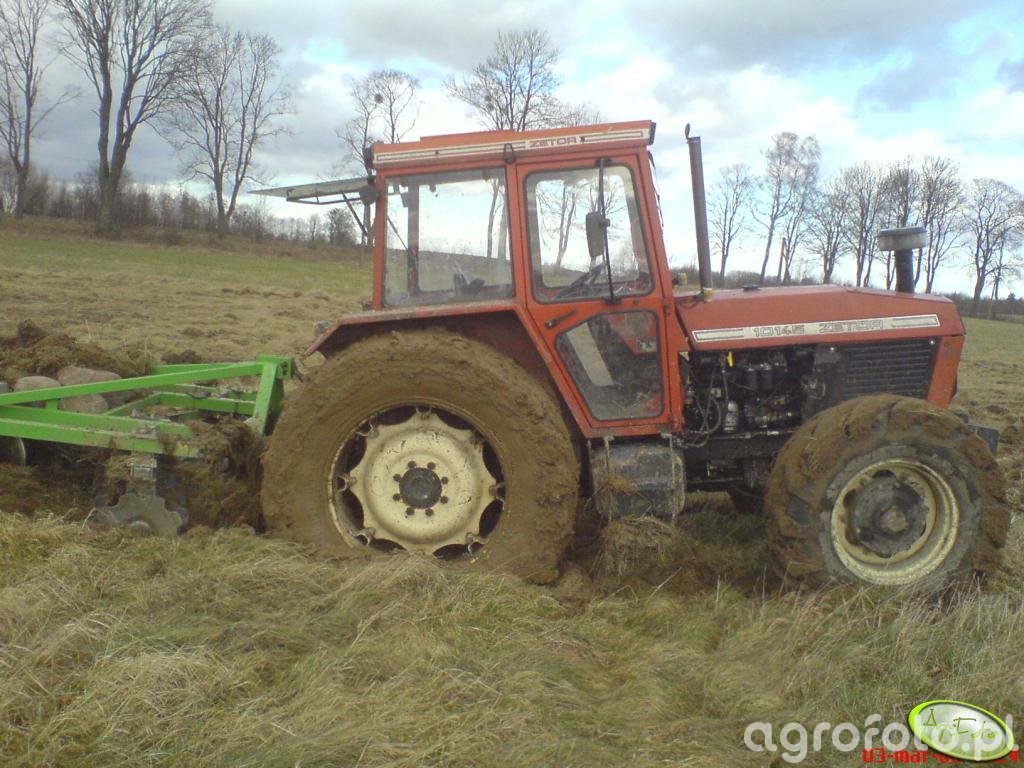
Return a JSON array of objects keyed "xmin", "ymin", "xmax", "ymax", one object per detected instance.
[{"xmin": 686, "ymin": 124, "xmax": 714, "ymax": 300}]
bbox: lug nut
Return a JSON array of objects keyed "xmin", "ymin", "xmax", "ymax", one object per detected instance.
[
  {"xmin": 427, "ymin": 462, "xmax": 436, "ymax": 470},
  {"xmin": 392, "ymin": 493, "xmax": 401, "ymax": 501},
  {"xmin": 393, "ymin": 474, "xmax": 402, "ymax": 482},
  {"xmin": 441, "ymin": 477, "xmax": 449, "ymax": 484},
  {"xmin": 407, "ymin": 460, "xmax": 417, "ymax": 468},
  {"xmin": 425, "ymin": 508, "xmax": 434, "ymax": 517},
  {"xmin": 405, "ymin": 507, "xmax": 414, "ymax": 516},
  {"xmin": 440, "ymin": 496, "xmax": 449, "ymax": 504}
]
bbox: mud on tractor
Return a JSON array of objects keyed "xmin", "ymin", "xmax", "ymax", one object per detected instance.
[
  {"xmin": 247, "ymin": 120, "xmax": 1007, "ymax": 592},
  {"xmin": 0, "ymin": 120, "xmax": 1004, "ymax": 593}
]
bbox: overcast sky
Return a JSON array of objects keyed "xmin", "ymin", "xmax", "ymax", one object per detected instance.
[{"xmin": 30, "ymin": 0, "xmax": 1024, "ymax": 294}]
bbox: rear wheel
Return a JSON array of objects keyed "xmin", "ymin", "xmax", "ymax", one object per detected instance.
[
  {"xmin": 766, "ymin": 395, "xmax": 1007, "ymax": 591},
  {"xmin": 262, "ymin": 329, "xmax": 580, "ymax": 583}
]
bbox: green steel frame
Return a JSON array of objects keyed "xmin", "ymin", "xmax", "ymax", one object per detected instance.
[{"xmin": 0, "ymin": 356, "xmax": 294, "ymax": 458}]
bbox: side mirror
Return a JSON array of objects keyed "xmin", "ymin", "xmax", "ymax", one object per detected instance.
[
  {"xmin": 671, "ymin": 269, "xmax": 686, "ymax": 287},
  {"xmin": 585, "ymin": 210, "xmax": 609, "ymax": 262}
]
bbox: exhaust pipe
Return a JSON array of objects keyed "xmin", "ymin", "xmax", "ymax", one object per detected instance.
[
  {"xmin": 686, "ymin": 124, "xmax": 713, "ymax": 298},
  {"xmin": 877, "ymin": 226, "xmax": 927, "ymax": 294}
]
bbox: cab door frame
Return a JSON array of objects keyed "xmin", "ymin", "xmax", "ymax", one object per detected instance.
[{"xmin": 507, "ymin": 151, "xmax": 679, "ymax": 437}]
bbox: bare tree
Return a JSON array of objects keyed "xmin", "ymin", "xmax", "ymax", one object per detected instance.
[
  {"xmin": 838, "ymin": 163, "xmax": 884, "ymax": 287},
  {"xmin": 753, "ymin": 132, "xmax": 818, "ymax": 283},
  {"xmin": 986, "ymin": 243, "xmax": 1024, "ymax": 319},
  {"xmin": 875, "ymin": 157, "xmax": 921, "ymax": 288},
  {"xmin": 336, "ymin": 68, "xmax": 418, "ymax": 247},
  {"xmin": 445, "ymin": 30, "xmax": 600, "ymax": 260},
  {"xmin": 776, "ymin": 137, "xmax": 820, "ymax": 283},
  {"xmin": 164, "ymin": 26, "xmax": 289, "ymax": 237},
  {"xmin": 963, "ymin": 178, "xmax": 1023, "ymax": 316},
  {"xmin": 808, "ymin": 176, "xmax": 850, "ymax": 283},
  {"xmin": 338, "ymin": 68, "xmax": 419, "ymax": 173},
  {"xmin": 326, "ymin": 207, "xmax": 355, "ymax": 248},
  {"xmin": 916, "ymin": 155, "xmax": 963, "ymax": 293},
  {"xmin": 879, "ymin": 157, "xmax": 919, "ymax": 229},
  {"xmin": 56, "ymin": 0, "xmax": 210, "ymax": 235},
  {"xmin": 708, "ymin": 163, "xmax": 753, "ymax": 282},
  {"xmin": 445, "ymin": 29, "xmax": 572, "ymax": 131},
  {"xmin": 0, "ymin": 0, "xmax": 74, "ymax": 218}
]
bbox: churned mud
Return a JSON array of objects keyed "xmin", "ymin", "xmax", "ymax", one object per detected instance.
[
  {"xmin": 575, "ymin": 496, "xmax": 775, "ymax": 598},
  {"xmin": 0, "ymin": 320, "xmax": 150, "ymax": 385},
  {"xmin": 0, "ymin": 325, "xmax": 264, "ymax": 532},
  {"xmin": 167, "ymin": 421, "xmax": 265, "ymax": 530}
]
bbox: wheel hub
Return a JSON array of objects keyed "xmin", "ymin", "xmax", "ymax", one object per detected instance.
[
  {"xmin": 331, "ymin": 409, "xmax": 500, "ymax": 554},
  {"xmin": 846, "ymin": 477, "xmax": 928, "ymax": 558},
  {"xmin": 398, "ymin": 465, "xmax": 444, "ymax": 509}
]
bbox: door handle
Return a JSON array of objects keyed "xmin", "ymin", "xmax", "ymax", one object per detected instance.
[{"xmin": 545, "ymin": 308, "xmax": 578, "ymax": 329}]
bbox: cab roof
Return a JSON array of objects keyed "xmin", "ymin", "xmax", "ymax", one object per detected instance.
[{"xmin": 372, "ymin": 120, "xmax": 655, "ymax": 170}]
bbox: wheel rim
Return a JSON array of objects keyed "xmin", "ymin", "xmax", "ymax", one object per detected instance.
[
  {"xmin": 830, "ymin": 458, "xmax": 959, "ymax": 585},
  {"xmin": 328, "ymin": 406, "xmax": 504, "ymax": 555}
]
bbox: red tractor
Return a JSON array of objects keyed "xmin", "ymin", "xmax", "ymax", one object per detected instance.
[{"xmin": 258, "ymin": 120, "xmax": 1006, "ymax": 591}]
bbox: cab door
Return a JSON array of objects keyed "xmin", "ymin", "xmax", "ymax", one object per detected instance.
[{"xmin": 509, "ymin": 154, "xmax": 673, "ymax": 435}]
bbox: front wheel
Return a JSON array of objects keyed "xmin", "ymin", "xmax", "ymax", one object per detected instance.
[
  {"xmin": 261, "ymin": 329, "xmax": 580, "ymax": 583},
  {"xmin": 765, "ymin": 395, "xmax": 1008, "ymax": 591}
]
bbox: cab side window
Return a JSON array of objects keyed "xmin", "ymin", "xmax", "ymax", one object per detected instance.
[{"xmin": 383, "ymin": 168, "xmax": 513, "ymax": 307}]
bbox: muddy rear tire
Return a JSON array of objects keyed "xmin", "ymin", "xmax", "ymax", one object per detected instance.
[
  {"xmin": 765, "ymin": 395, "xmax": 1007, "ymax": 592},
  {"xmin": 261, "ymin": 329, "xmax": 579, "ymax": 583}
]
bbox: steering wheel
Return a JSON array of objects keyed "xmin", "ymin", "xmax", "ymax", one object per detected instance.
[{"xmin": 555, "ymin": 263, "xmax": 607, "ymax": 299}]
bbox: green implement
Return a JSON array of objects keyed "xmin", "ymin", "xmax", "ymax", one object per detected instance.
[{"xmin": 0, "ymin": 356, "xmax": 294, "ymax": 459}]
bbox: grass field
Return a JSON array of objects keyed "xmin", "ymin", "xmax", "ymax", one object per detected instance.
[
  {"xmin": 0, "ymin": 217, "xmax": 372, "ymax": 361},
  {"xmin": 1, "ymin": 219, "xmax": 1022, "ymax": 767}
]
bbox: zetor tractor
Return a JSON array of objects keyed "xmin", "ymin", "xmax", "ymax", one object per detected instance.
[{"xmin": 258, "ymin": 120, "xmax": 1007, "ymax": 591}]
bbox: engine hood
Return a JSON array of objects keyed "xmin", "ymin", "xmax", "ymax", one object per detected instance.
[{"xmin": 675, "ymin": 284, "xmax": 964, "ymax": 350}]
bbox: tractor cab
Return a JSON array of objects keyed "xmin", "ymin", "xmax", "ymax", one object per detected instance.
[{"xmin": 366, "ymin": 121, "xmax": 667, "ymax": 309}]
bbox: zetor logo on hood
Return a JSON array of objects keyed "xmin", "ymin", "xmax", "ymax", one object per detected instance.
[{"xmin": 908, "ymin": 700, "xmax": 1016, "ymax": 761}]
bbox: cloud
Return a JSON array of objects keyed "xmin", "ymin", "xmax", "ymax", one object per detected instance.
[
  {"xmin": 1000, "ymin": 59, "xmax": 1024, "ymax": 91},
  {"xmin": 214, "ymin": 0, "xmax": 584, "ymax": 69},
  {"xmin": 857, "ymin": 45, "xmax": 964, "ymax": 111},
  {"xmin": 628, "ymin": 0, "xmax": 988, "ymax": 73}
]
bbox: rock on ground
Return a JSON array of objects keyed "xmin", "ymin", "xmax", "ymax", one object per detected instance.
[
  {"xmin": 57, "ymin": 365, "xmax": 120, "ymax": 386},
  {"xmin": 13, "ymin": 374, "xmax": 109, "ymax": 413},
  {"xmin": 14, "ymin": 375, "xmax": 61, "ymax": 392},
  {"xmin": 57, "ymin": 365, "xmax": 128, "ymax": 407}
]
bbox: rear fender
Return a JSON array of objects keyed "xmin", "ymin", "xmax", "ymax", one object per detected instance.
[{"xmin": 306, "ymin": 305, "xmax": 579, "ymax": 436}]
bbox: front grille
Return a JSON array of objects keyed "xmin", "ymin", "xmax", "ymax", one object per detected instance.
[{"xmin": 836, "ymin": 339, "xmax": 936, "ymax": 400}]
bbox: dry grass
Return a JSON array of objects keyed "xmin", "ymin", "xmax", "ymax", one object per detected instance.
[
  {"xmin": 0, "ymin": 215, "xmax": 372, "ymax": 361},
  {"xmin": 1, "ymin": 220, "xmax": 1022, "ymax": 766},
  {"xmin": 1, "ymin": 515, "xmax": 1021, "ymax": 768}
]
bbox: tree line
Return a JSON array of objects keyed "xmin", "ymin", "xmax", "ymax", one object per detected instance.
[
  {"xmin": 709, "ymin": 133, "xmax": 1024, "ymax": 315},
  {"xmin": 2, "ymin": 2, "xmax": 1021, "ymax": 311},
  {"xmin": 0, "ymin": 0, "xmax": 288, "ymax": 238},
  {"xmin": 1, "ymin": 6, "xmax": 591, "ymax": 246},
  {"xmin": 1, "ymin": 165, "xmax": 358, "ymax": 246}
]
